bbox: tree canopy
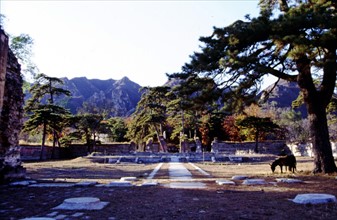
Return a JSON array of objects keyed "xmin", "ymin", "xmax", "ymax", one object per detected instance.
[
  {"xmin": 127, "ymin": 86, "xmax": 170, "ymax": 151},
  {"xmin": 170, "ymin": 0, "xmax": 337, "ymax": 173},
  {"xmin": 237, "ymin": 116, "xmax": 280, "ymax": 152}
]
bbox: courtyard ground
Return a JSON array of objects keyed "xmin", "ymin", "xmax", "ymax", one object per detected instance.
[{"xmin": 0, "ymin": 156, "xmax": 337, "ymax": 219}]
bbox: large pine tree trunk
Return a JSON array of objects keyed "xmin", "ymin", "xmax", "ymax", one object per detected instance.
[
  {"xmin": 297, "ymin": 53, "xmax": 337, "ymax": 174},
  {"xmin": 308, "ymin": 102, "xmax": 337, "ymax": 173}
]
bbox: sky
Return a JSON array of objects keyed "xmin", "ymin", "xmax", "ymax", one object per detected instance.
[{"xmin": 1, "ymin": 0, "xmax": 264, "ymax": 87}]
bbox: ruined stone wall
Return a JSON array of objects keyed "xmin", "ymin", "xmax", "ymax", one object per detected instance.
[
  {"xmin": 0, "ymin": 28, "xmax": 8, "ymax": 114},
  {"xmin": 288, "ymin": 142, "xmax": 337, "ymax": 157},
  {"xmin": 20, "ymin": 144, "xmax": 137, "ymax": 160},
  {"xmin": 216, "ymin": 141, "xmax": 289, "ymax": 155},
  {"xmin": 65, "ymin": 143, "xmax": 136, "ymax": 158},
  {"xmin": 19, "ymin": 141, "xmax": 337, "ymax": 161},
  {"xmin": 0, "ymin": 28, "xmax": 25, "ymax": 182}
]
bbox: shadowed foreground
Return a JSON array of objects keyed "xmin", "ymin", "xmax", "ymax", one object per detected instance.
[{"xmin": 1, "ymin": 156, "xmax": 336, "ymax": 219}]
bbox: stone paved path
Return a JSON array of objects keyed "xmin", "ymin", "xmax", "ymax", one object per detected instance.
[
  {"xmin": 169, "ymin": 162, "xmax": 193, "ymax": 180},
  {"xmin": 166, "ymin": 156, "xmax": 207, "ymax": 189}
]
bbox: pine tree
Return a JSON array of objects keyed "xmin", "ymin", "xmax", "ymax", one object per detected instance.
[
  {"xmin": 127, "ymin": 86, "xmax": 170, "ymax": 152},
  {"xmin": 24, "ymin": 73, "xmax": 71, "ymax": 160},
  {"xmin": 171, "ymin": 0, "xmax": 337, "ymax": 173}
]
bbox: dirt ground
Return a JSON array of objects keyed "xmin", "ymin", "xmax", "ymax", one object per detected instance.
[{"xmin": 1, "ymin": 156, "xmax": 337, "ymax": 220}]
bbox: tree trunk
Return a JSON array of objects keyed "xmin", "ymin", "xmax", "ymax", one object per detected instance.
[
  {"xmin": 40, "ymin": 122, "xmax": 47, "ymax": 161},
  {"xmin": 152, "ymin": 123, "xmax": 167, "ymax": 152},
  {"xmin": 158, "ymin": 136, "xmax": 167, "ymax": 152},
  {"xmin": 181, "ymin": 110, "xmax": 185, "ymax": 135},
  {"xmin": 86, "ymin": 132, "xmax": 91, "ymax": 153},
  {"xmin": 307, "ymin": 101, "xmax": 337, "ymax": 173},
  {"xmin": 296, "ymin": 53, "xmax": 337, "ymax": 173},
  {"xmin": 254, "ymin": 129, "xmax": 259, "ymax": 153},
  {"xmin": 51, "ymin": 130, "xmax": 57, "ymax": 159},
  {"xmin": 93, "ymin": 132, "xmax": 96, "ymax": 152}
]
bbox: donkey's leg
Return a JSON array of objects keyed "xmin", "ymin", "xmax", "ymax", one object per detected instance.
[{"xmin": 291, "ymin": 165, "xmax": 296, "ymax": 173}]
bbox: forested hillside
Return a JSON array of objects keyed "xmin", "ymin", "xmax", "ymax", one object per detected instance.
[{"xmin": 26, "ymin": 76, "xmax": 142, "ymax": 117}]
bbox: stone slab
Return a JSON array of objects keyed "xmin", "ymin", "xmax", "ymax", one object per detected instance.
[
  {"xmin": 55, "ymin": 214, "xmax": 67, "ymax": 219},
  {"xmin": 10, "ymin": 180, "xmax": 37, "ymax": 186},
  {"xmin": 75, "ymin": 181, "xmax": 98, "ymax": 187},
  {"xmin": 141, "ymin": 181, "xmax": 159, "ymax": 186},
  {"xmin": 53, "ymin": 197, "xmax": 109, "ymax": 210},
  {"xmin": 29, "ymin": 183, "xmax": 75, "ymax": 188},
  {"xmin": 276, "ymin": 178, "xmax": 303, "ymax": 183},
  {"xmin": 167, "ymin": 182, "xmax": 206, "ymax": 189},
  {"xmin": 106, "ymin": 181, "xmax": 133, "ymax": 187},
  {"xmin": 71, "ymin": 212, "xmax": 84, "ymax": 217},
  {"xmin": 242, "ymin": 179, "xmax": 267, "ymax": 185},
  {"xmin": 21, "ymin": 218, "xmax": 55, "ymax": 220},
  {"xmin": 169, "ymin": 162, "xmax": 192, "ymax": 180},
  {"xmin": 232, "ymin": 175, "xmax": 248, "ymax": 180},
  {"xmin": 292, "ymin": 193, "xmax": 337, "ymax": 204},
  {"xmin": 120, "ymin": 177, "xmax": 137, "ymax": 181},
  {"xmin": 46, "ymin": 211, "xmax": 58, "ymax": 217},
  {"xmin": 166, "ymin": 161, "xmax": 206, "ymax": 188},
  {"xmin": 216, "ymin": 179, "xmax": 235, "ymax": 185}
]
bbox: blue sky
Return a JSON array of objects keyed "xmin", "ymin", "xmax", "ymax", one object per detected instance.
[{"xmin": 1, "ymin": 0, "xmax": 264, "ymax": 87}]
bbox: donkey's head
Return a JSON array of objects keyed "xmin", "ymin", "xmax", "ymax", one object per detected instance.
[{"xmin": 270, "ymin": 161, "xmax": 277, "ymax": 173}]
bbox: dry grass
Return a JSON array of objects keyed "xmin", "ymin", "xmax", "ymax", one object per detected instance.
[{"xmin": 1, "ymin": 156, "xmax": 336, "ymax": 220}]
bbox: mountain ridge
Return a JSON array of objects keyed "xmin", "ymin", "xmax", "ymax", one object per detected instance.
[
  {"xmin": 58, "ymin": 76, "xmax": 142, "ymax": 117},
  {"xmin": 258, "ymin": 79, "xmax": 307, "ymax": 117},
  {"xmin": 26, "ymin": 76, "xmax": 317, "ymax": 118}
]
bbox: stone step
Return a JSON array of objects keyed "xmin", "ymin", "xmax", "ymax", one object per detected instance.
[
  {"xmin": 292, "ymin": 193, "xmax": 337, "ymax": 204},
  {"xmin": 53, "ymin": 197, "xmax": 109, "ymax": 210}
]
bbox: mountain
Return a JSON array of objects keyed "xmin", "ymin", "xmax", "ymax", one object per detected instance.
[
  {"xmin": 27, "ymin": 75, "xmax": 331, "ymax": 118},
  {"xmin": 58, "ymin": 76, "xmax": 142, "ymax": 117},
  {"xmin": 258, "ymin": 79, "xmax": 307, "ymax": 117}
]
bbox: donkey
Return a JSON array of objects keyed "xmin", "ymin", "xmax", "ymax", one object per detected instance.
[{"xmin": 270, "ymin": 155, "xmax": 296, "ymax": 173}]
